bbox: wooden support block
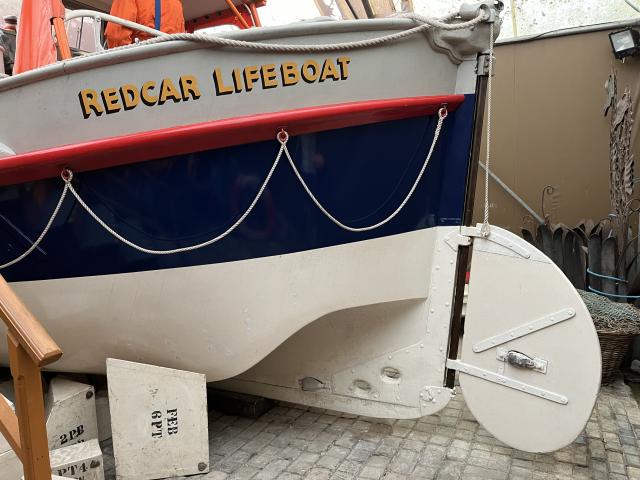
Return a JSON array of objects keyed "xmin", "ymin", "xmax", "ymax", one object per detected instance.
[
  {"xmin": 207, "ymin": 388, "xmax": 273, "ymax": 419},
  {"xmin": 107, "ymin": 359, "xmax": 209, "ymax": 480},
  {"xmin": 49, "ymin": 438, "xmax": 104, "ymax": 480},
  {"xmin": 94, "ymin": 390, "xmax": 111, "ymax": 442},
  {"xmin": 45, "ymin": 378, "xmax": 99, "ymax": 450}
]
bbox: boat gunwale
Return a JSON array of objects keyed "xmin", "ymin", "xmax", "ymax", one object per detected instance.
[
  {"xmin": 0, "ymin": 17, "xmax": 454, "ymax": 95},
  {"xmin": 0, "ymin": 95, "xmax": 465, "ymax": 187}
]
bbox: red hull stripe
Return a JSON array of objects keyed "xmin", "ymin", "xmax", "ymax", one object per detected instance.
[{"xmin": 0, "ymin": 95, "xmax": 464, "ymax": 186}]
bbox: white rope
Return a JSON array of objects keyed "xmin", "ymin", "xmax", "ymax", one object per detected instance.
[
  {"xmin": 0, "ymin": 183, "xmax": 69, "ymax": 269},
  {"xmin": 72, "ymin": 8, "xmax": 488, "ymax": 60},
  {"xmin": 141, "ymin": 10, "xmax": 487, "ymax": 53},
  {"xmin": 61, "ymin": 142, "xmax": 285, "ymax": 255},
  {"xmin": 61, "ymin": 112, "xmax": 445, "ymax": 251},
  {"xmin": 139, "ymin": 11, "xmax": 487, "ymax": 52},
  {"xmin": 282, "ymin": 107, "xmax": 447, "ymax": 232},
  {"xmin": 0, "ymin": 6, "xmax": 494, "ymax": 266},
  {"xmin": 480, "ymin": 21, "xmax": 494, "ymax": 238},
  {"xmin": 0, "ymin": 113, "xmax": 445, "ymax": 262}
]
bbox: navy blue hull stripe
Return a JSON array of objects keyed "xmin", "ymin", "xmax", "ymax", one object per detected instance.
[{"xmin": 0, "ymin": 94, "xmax": 476, "ymax": 282}]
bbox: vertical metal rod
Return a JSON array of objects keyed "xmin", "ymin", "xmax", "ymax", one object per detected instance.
[
  {"xmin": 249, "ymin": 3, "xmax": 262, "ymax": 27},
  {"xmin": 445, "ymin": 73, "xmax": 489, "ymax": 388},
  {"xmin": 361, "ymin": 0, "xmax": 376, "ymax": 18},
  {"xmin": 462, "ymin": 74, "xmax": 489, "ymax": 227},
  {"xmin": 52, "ymin": 17, "xmax": 72, "ymax": 60},
  {"xmin": 478, "ymin": 162, "xmax": 544, "ymax": 223},
  {"xmin": 343, "ymin": 0, "xmax": 360, "ymax": 19},
  {"xmin": 224, "ymin": 0, "xmax": 251, "ymax": 29}
]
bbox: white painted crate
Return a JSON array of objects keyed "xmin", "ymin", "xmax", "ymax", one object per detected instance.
[
  {"xmin": 0, "ymin": 382, "xmax": 22, "ymax": 480},
  {"xmin": 107, "ymin": 359, "xmax": 209, "ymax": 480},
  {"xmin": 50, "ymin": 438, "xmax": 104, "ymax": 480},
  {"xmin": 1, "ymin": 386, "xmax": 15, "ymax": 452},
  {"xmin": 45, "ymin": 378, "xmax": 99, "ymax": 450},
  {"xmin": 0, "ymin": 449, "xmax": 23, "ymax": 480}
]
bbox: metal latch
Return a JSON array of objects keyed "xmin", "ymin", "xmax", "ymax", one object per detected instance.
[
  {"xmin": 300, "ymin": 377, "xmax": 326, "ymax": 391},
  {"xmin": 476, "ymin": 53, "xmax": 496, "ymax": 77},
  {"xmin": 497, "ymin": 348, "xmax": 548, "ymax": 374}
]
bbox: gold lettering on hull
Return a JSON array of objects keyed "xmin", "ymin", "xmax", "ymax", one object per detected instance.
[{"xmin": 78, "ymin": 57, "xmax": 352, "ymax": 118}]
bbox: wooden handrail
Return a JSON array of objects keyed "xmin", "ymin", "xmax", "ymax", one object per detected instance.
[
  {"xmin": 0, "ymin": 275, "xmax": 63, "ymax": 479},
  {"xmin": 0, "ymin": 276, "xmax": 62, "ymax": 367}
]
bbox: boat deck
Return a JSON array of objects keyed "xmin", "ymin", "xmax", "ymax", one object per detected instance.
[{"xmin": 99, "ymin": 380, "xmax": 640, "ymax": 480}]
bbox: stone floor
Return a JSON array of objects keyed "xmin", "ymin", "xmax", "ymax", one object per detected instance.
[{"xmin": 102, "ymin": 380, "xmax": 640, "ymax": 480}]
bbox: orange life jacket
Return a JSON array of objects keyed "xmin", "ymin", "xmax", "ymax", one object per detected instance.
[{"xmin": 105, "ymin": 0, "xmax": 185, "ymax": 49}]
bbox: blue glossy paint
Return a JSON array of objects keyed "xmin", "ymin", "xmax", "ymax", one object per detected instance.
[{"xmin": 0, "ymin": 94, "xmax": 476, "ymax": 282}]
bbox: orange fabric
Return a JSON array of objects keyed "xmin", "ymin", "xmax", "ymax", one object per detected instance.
[
  {"xmin": 105, "ymin": 0, "xmax": 185, "ymax": 48},
  {"xmin": 13, "ymin": 0, "xmax": 66, "ymax": 75}
]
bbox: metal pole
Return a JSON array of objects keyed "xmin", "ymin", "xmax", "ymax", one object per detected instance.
[
  {"xmin": 361, "ymin": 0, "xmax": 376, "ymax": 18},
  {"xmin": 444, "ymin": 72, "xmax": 488, "ymax": 389},
  {"xmin": 478, "ymin": 162, "xmax": 544, "ymax": 224}
]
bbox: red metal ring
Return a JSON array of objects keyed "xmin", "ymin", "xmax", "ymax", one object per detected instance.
[
  {"xmin": 61, "ymin": 168, "xmax": 73, "ymax": 182},
  {"xmin": 277, "ymin": 129, "xmax": 289, "ymax": 143}
]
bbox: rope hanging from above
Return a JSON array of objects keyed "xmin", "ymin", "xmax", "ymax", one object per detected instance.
[{"xmin": 480, "ymin": 20, "xmax": 495, "ymax": 237}]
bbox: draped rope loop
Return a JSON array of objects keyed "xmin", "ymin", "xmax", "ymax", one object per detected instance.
[
  {"xmin": 0, "ymin": 106, "xmax": 448, "ymax": 266},
  {"xmin": 0, "ymin": 2, "xmax": 500, "ymax": 268}
]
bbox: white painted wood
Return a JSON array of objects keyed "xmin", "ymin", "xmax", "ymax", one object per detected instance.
[
  {"xmin": 460, "ymin": 226, "xmax": 601, "ymax": 453},
  {"xmin": 107, "ymin": 359, "xmax": 209, "ymax": 480},
  {"xmin": 45, "ymin": 378, "xmax": 99, "ymax": 450},
  {"xmin": 49, "ymin": 439, "xmax": 104, "ymax": 480},
  {"xmin": 0, "ymin": 382, "xmax": 22, "ymax": 480},
  {"xmin": 0, "ymin": 449, "xmax": 23, "ymax": 480},
  {"xmin": 0, "ymin": 16, "xmax": 487, "ymax": 155},
  {"xmin": 6, "ymin": 229, "xmax": 440, "ymax": 382},
  {"xmin": 216, "ymin": 227, "xmax": 459, "ymax": 418},
  {"xmin": 0, "ymin": 380, "xmax": 15, "ymax": 460}
]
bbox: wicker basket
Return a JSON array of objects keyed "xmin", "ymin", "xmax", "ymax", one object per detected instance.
[{"xmin": 597, "ymin": 330, "xmax": 636, "ymax": 384}]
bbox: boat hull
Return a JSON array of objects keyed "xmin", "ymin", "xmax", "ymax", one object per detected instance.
[
  {"xmin": 0, "ymin": 6, "xmax": 605, "ymax": 452},
  {"xmin": 0, "ymin": 12, "xmax": 482, "ymax": 420},
  {"xmin": 3, "ymin": 227, "xmax": 450, "ymax": 384}
]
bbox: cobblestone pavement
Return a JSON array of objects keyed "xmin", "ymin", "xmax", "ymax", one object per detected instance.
[{"xmin": 103, "ymin": 380, "xmax": 640, "ymax": 480}]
